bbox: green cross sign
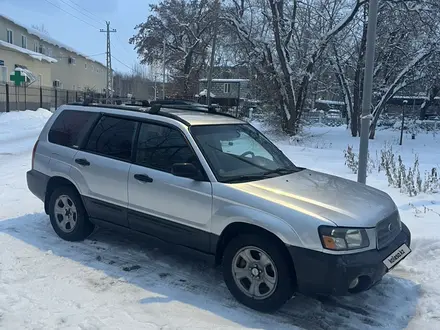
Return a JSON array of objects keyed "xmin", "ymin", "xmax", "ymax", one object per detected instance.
[{"xmin": 10, "ymin": 70, "xmax": 26, "ymax": 86}]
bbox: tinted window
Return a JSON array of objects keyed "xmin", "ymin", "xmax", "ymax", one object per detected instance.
[
  {"xmin": 136, "ymin": 123, "xmax": 197, "ymax": 172},
  {"xmin": 48, "ymin": 110, "xmax": 98, "ymax": 147},
  {"xmin": 85, "ymin": 116, "xmax": 137, "ymax": 161}
]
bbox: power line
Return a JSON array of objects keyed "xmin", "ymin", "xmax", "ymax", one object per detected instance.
[
  {"xmin": 65, "ymin": 0, "xmax": 106, "ymax": 24},
  {"xmin": 57, "ymin": 0, "xmax": 103, "ymax": 26},
  {"xmin": 41, "ymin": 0, "xmax": 100, "ymax": 30},
  {"xmin": 115, "ymin": 35, "xmax": 133, "ymax": 56},
  {"xmin": 111, "ymin": 55, "xmax": 134, "ymax": 72},
  {"xmin": 57, "ymin": 0, "xmax": 134, "ymax": 60}
]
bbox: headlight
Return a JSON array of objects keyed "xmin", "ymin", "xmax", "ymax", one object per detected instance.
[{"xmin": 318, "ymin": 226, "xmax": 370, "ymax": 251}]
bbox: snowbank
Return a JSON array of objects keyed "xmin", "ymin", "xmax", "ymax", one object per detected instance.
[
  {"xmin": 0, "ymin": 108, "xmax": 52, "ymax": 155},
  {"xmin": 0, "ymin": 108, "xmax": 53, "ymax": 124}
]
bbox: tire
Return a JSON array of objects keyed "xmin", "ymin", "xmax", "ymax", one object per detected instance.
[
  {"xmin": 48, "ymin": 185, "xmax": 95, "ymax": 241},
  {"xmin": 222, "ymin": 234, "xmax": 295, "ymax": 312}
]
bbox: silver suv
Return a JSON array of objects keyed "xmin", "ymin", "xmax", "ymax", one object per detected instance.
[{"xmin": 27, "ymin": 103, "xmax": 411, "ymax": 312}]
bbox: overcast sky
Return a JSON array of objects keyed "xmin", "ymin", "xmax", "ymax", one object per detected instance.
[{"xmin": 1, "ymin": 0, "xmax": 155, "ymax": 73}]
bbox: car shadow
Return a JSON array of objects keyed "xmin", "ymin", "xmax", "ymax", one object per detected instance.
[{"xmin": 0, "ymin": 213, "xmax": 419, "ymax": 330}]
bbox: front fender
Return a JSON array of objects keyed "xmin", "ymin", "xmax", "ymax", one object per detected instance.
[{"xmin": 211, "ymin": 203, "xmax": 305, "ymax": 248}]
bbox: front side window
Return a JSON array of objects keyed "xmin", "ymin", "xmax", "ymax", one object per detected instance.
[
  {"xmin": 48, "ymin": 110, "xmax": 98, "ymax": 148},
  {"xmin": 85, "ymin": 116, "xmax": 137, "ymax": 161},
  {"xmin": 190, "ymin": 124, "xmax": 299, "ymax": 183},
  {"xmin": 135, "ymin": 123, "xmax": 197, "ymax": 173}
]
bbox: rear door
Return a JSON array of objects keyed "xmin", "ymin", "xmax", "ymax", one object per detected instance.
[
  {"xmin": 45, "ymin": 109, "xmax": 99, "ymax": 179},
  {"xmin": 127, "ymin": 121, "xmax": 213, "ymax": 252},
  {"xmin": 70, "ymin": 114, "xmax": 138, "ymax": 228}
]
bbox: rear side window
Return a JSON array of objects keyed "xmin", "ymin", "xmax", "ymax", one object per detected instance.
[
  {"xmin": 84, "ymin": 115, "xmax": 137, "ymax": 161},
  {"xmin": 48, "ymin": 110, "xmax": 98, "ymax": 148}
]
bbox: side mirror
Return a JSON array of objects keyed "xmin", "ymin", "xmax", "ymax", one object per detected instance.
[{"xmin": 171, "ymin": 163, "xmax": 203, "ymax": 180}]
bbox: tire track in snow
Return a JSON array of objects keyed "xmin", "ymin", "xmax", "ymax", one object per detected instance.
[{"xmin": 0, "ymin": 213, "xmax": 418, "ymax": 330}]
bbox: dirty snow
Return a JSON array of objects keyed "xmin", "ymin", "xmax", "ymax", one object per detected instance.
[{"xmin": 0, "ymin": 109, "xmax": 439, "ymax": 329}]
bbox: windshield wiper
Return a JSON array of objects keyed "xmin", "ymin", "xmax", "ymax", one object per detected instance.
[
  {"xmin": 222, "ymin": 174, "xmax": 271, "ymax": 183},
  {"xmin": 262, "ymin": 167, "xmax": 298, "ymax": 175},
  {"xmin": 222, "ymin": 168, "xmax": 298, "ymax": 183}
]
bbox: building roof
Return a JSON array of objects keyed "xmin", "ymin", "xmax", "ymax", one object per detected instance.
[
  {"xmin": 0, "ymin": 40, "xmax": 57, "ymax": 63},
  {"xmin": 1, "ymin": 14, "xmax": 105, "ymax": 67},
  {"xmin": 199, "ymin": 78, "xmax": 249, "ymax": 83},
  {"xmin": 315, "ymin": 99, "xmax": 345, "ymax": 106}
]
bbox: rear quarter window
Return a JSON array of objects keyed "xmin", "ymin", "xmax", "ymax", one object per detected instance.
[{"xmin": 48, "ymin": 110, "xmax": 99, "ymax": 148}]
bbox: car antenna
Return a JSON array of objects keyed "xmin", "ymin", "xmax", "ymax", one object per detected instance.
[{"xmin": 149, "ymin": 104, "xmax": 162, "ymax": 114}]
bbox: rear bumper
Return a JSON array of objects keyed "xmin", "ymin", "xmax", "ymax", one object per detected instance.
[
  {"xmin": 26, "ymin": 169, "xmax": 49, "ymax": 202},
  {"xmin": 287, "ymin": 223, "xmax": 411, "ymax": 296}
]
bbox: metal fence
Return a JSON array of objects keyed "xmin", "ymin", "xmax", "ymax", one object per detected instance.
[{"xmin": 0, "ymin": 83, "xmax": 106, "ymax": 112}]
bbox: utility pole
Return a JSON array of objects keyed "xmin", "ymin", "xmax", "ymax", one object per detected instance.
[
  {"xmin": 100, "ymin": 21, "xmax": 116, "ymax": 104},
  {"xmin": 162, "ymin": 40, "xmax": 166, "ymax": 99},
  {"xmin": 206, "ymin": 0, "xmax": 220, "ymax": 106},
  {"xmin": 206, "ymin": 26, "xmax": 218, "ymax": 106},
  {"xmin": 357, "ymin": 0, "xmax": 379, "ymax": 184}
]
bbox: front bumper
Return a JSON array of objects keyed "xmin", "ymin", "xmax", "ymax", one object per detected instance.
[{"xmin": 287, "ymin": 223, "xmax": 411, "ymax": 296}]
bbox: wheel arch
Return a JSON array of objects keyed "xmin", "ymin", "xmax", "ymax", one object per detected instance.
[
  {"xmin": 214, "ymin": 222, "xmax": 297, "ymax": 285},
  {"xmin": 44, "ymin": 176, "xmax": 82, "ymax": 214}
]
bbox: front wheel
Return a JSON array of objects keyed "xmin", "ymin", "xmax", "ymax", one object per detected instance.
[{"xmin": 222, "ymin": 234, "xmax": 295, "ymax": 312}]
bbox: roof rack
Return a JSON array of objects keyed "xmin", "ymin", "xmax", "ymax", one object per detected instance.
[
  {"xmin": 66, "ymin": 102, "xmax": 148, "ymax": 112},
  {"xmin": 65, "ymin": 101, "xmax": 239, "ymax": 125},
  {"xmin": 151, "ymin": 103, "xmax": 238, "ymax": 119}
]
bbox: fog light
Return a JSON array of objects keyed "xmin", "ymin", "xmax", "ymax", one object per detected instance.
[{"xmin": 349, "ymin": 277, "xmax": 359, "ymax": 289}]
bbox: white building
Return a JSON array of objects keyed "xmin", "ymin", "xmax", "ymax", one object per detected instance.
[{"xmin": 0, "ymin": 14, "xmax": 106, "ymax": 92}]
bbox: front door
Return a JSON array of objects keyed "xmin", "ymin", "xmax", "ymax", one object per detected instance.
[{"xmin": 127, "ymin": 121, "xmax": 213, "ymax": 252}]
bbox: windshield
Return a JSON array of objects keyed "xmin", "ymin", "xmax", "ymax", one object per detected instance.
[{"xmin": 190, "ymin": 124, "xmax": 300, "ymax": 183}]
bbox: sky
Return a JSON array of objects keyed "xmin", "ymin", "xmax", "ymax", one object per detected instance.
[{"xmin": 1, "ymin": 0, "xmax": 155, "ymax": 74}]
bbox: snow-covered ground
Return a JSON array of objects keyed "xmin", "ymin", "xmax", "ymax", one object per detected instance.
[{"xmin": 0, "ymin": 109, "xmax": 439, "ymax": 330}]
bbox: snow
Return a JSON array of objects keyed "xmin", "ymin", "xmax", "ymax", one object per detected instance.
[
  {"xmin": 1, "ymin": 110, "xmax": 439, "ymax": 329},
  {"xmin": 197, "ymin": 89, "xmax": 216, "ymax": 97},
  {"xmin": 0, "ymin": 40, "xmax": 57, "ymax": 63},
  {"xmin": 316, "ymin": 99, "xmax": 346, "ymax": 105},
  {"xmin": 199, "ymin": 79, "xmax": 249, "ymax": 83}
]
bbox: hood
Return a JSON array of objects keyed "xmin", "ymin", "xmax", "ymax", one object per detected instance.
[{"xmin": 234, "ymin": 169, "xmax": 397, "ymax": 227}]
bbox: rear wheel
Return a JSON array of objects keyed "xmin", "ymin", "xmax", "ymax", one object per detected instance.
[
  {"xmin": 222, "ymin": 234, "xmax": 295, "ymax": 312},
  {"xmin": 48, "ymin": 186, "xmax": 94, "ymax": 241}
]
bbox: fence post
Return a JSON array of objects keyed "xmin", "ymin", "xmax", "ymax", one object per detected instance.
[
  {"xmin": 40, "ymin": 87, "xmax": 43, "ymax": 108},
  {"xmin": 55, "ymin": 88, "xmax": 58, "ymax": 109},
  {"xmin": 76, "ymin": 91, "xmax": 78, "ymax": 102},
  {"xmin": 66, "ymin": 90, "xmax": 69, "ymax": 104},
  {"xmin": 24, "ymin": 85, "xmax": 27, "ymax": 110},
  {"xmin": 5, "ymin": 83, "xmax": 10, "ymax": 112}
]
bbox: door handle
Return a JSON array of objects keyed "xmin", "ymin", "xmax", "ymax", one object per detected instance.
[
  {"xmin": 75, "ymin": 158, "xmax": 90, "ymax": 166},
  {"xmin": 134, "ymin": 174, "xmax": 153, "ymax": 183}
]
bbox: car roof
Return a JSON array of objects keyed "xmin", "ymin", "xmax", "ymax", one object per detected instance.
[
  {"xmin": 161, "ymin": 108, "xmax": 242, "ymax": 125},
  {"xmin": 59, "ymin": 103, "xmax": 244, "ymax": 127}
]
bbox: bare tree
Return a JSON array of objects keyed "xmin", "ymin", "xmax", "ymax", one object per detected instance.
[
  {"xmin": 223, "ymin": 0, "xmax": 366, "ymax": 134},
  {"xmin": 130, "ymin": 0, "xmax": 218, "ymax": 98}
]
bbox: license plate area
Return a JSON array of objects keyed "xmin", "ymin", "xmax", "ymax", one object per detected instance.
[{"xmin": 383, "ymin": 244, "xmax": 411, "ymax": 270}]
